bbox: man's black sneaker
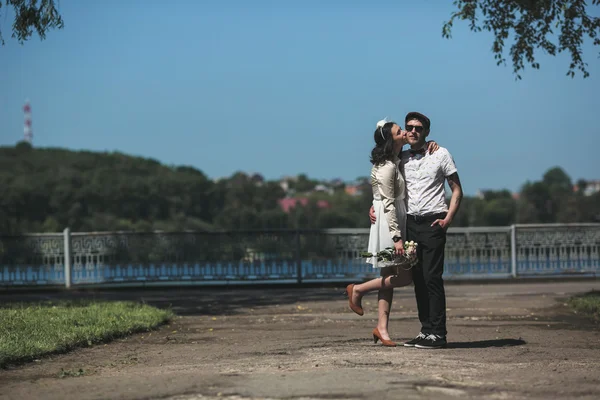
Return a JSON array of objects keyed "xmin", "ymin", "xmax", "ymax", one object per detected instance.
[
  {"xmin": 403, "ymin": 332, "xmax": 427, "ymax": 347},
  {"xmin": 415, "ymin": 334, "xmax": 447, "ymax": 349}
]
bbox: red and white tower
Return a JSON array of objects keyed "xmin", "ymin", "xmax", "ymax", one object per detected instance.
[{"xmin": 23, "ymin": 99, "xmax": 33, "ymax": 144}]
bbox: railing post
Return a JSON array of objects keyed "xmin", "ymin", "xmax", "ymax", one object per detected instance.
[
  {"xmin": 63, "ymin": 227, "xmax": 72, "ymax": 288},
  {"xmin": 295, "ymin": 230, "xmax": 302, "ymax": 284},
  {"xmin": 510, "ymin": 224, "xmax": 517, "ymax": 278}
]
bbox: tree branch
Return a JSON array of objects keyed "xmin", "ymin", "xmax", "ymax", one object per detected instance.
[
  {"xmin": 443, "ymin": 0, "xmax": 600, "ymax": 79},
  {"xmin": 0, "ymin": 0, "xmax": 64, "ymax": 45}
]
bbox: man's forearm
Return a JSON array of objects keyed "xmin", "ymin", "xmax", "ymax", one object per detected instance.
[
  {"xmin": 446, "ymin": 189, "xmax": 462, "ymax": 222},
  {"xmin": 445, "ymin": 173, "xmax": 463, "ymax": 223}
]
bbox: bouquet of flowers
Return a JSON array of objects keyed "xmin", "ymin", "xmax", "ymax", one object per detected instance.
[{"xmin": 360, "ymin": 241, "xmax": 419, "ymax": 270}]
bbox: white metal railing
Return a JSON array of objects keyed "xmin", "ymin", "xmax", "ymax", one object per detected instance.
[{"xmin": 1, "ymin": 224, "xmax": 599, "ymax": 288}]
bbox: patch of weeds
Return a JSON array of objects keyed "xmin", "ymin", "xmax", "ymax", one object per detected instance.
[
  {"xmin": 58, "ymin": 368, "xmax": 87, "ymax": 378},
  {"xmin": 567, "ymin": 291, "xmax": 600, "ymax": 320}
]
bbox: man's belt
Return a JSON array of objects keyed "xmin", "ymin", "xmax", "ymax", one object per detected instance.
[{"xmin": 406, "ymin": 212, "xmax": 447, "ymax": 223}]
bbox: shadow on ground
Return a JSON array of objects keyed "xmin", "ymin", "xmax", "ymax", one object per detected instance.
[
  {"xmin": 0, "ymin": 285, "xmax": 348, "ymax": 316},
  {"xmin": 446, "ymin": 338, "xmax": 526, "ymax": 349}
]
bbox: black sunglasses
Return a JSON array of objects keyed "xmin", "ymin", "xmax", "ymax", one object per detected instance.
[{"xmin": 406, "ymin": 124, "xmax": 424, "ymax": 133}]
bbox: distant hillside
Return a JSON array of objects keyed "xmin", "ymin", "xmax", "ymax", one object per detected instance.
[
  {"xmin": 0, "ymin": 141, "xmax": 223, "ymax": 233},
  {"xmin": 2, "ymin": 142, "xmax": 596, "ymax": 234},
  {"xmin": 0, "ymin": 142, "xmax": 372, "ymax": 233}
]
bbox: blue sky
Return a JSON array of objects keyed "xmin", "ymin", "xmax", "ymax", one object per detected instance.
[{"xmin": 1, "ymin": 0, "xmax": 599, "ymax": 195}]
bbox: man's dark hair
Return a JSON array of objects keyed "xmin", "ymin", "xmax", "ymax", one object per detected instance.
[{"xmin": 405, "ymin": 112, "xmax": 431, "ymax": 131}]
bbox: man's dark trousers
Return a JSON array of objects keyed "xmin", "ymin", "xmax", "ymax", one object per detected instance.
[{"xmin": 406, "ymin": 212, "xmax": 448, "ymax": 336}]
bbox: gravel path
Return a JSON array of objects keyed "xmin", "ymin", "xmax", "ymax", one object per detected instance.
[{"xmin": 1, "ymin": 281, "xmax": 599, "ymax": 400}]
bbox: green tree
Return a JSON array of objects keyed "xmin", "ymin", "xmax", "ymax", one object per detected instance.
[
  {"xmin": 214, "ymin": 206, "xmax": 260, "ymax": 230},
  {"xmin": 543, "ymin": 167, "xmax": 572, "ymax": 193},
  {"xmin": 451, "ymin": 197, "xmax": 476, "ymax": 227},
  {"xmin": 582, "ymin": 192, "xmax": 600, "ymax": 221},
  {"xmin": 14, "ymin": 140, "xmax": 32, "ymax": 153},
  {"xmin": 542, "ymin": 167, "xmax": 574, "ymax": 222},
  {"xmin": 316, "ymin": 210, "xmax": 356, "ymax": 229},
  {"xmin": 443, "ymin": 0, "xmax": 600, "ymax": 79},
  {"xmin": 519, "ymin": 181, "xmax": 553, "ymax": 223},
  {"xmin": 482, "ymin": 197, "xmax": 517, "ymax": 226},
  {"xmin": 515, "ymin": 167, "xmax": 586, "ymax": 223},
  {"xmin": 0, "ymin": 0, "xmax": 64, "ymax": 45},
  {"xmin": 290, "ymin": 174, "xmax": 318, "ymax": 193},
  {"xmin": 452, "ymin": 191, "xmax": 517, "ymax": 226}
]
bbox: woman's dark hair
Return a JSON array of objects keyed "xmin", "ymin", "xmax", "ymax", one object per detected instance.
[{"xmin": 370, "ymin": 122, "xmax": 397, "ymax": 165}]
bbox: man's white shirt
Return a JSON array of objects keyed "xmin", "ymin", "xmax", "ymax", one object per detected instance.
[{"xmin": 401, "ymin": 146, "xmax": 457, "ymax": 216}]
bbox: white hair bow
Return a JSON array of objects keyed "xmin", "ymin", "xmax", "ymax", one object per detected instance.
[
  {"xmin": 376, "ymin": 117, "xmax": 389, "ymax": 140},
  {"xmin": 376, "ymin": 117, "xmax": 389, "ymax": 129}
]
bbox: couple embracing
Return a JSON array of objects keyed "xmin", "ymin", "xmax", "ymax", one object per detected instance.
[{"xmin": 346, "ymin": 112, "xmax": 463, "ymax": 349}]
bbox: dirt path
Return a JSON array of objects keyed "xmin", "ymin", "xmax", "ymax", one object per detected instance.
[{"xmin": 1, "ymin": 281, "xmax": 599, "ymax": 400}]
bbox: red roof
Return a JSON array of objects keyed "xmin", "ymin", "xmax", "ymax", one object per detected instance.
[{"xmin": 278, "ymin": 198, "xmax": 330, "ymax": 213}]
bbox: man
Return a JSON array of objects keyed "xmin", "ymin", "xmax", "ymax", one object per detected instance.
[{"xmin": 369, "ymin": 111, "xmax": 463, "ymax": 349}]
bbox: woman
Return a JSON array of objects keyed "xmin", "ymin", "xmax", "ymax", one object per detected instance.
[{"xmin": 346, "ymin": 118, "xmax": 438, "ymax": 347}]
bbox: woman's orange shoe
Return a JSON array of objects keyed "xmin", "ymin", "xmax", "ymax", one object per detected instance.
[
  {"xmin": 346, "ymin": 284, "xmax": 364, "ymax": 316},
  {"xmin": 372, "ymin": 328, "xmax": 397, "ymax": 347}
]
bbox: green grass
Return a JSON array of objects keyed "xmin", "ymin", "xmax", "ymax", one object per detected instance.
[
  {"xmin": 0, "ymin": 300, "xmax": 173, "ymax": 367},
  {"xmin": 567, "ymin": 291, "xmax": 600, "ymax": 318}
]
